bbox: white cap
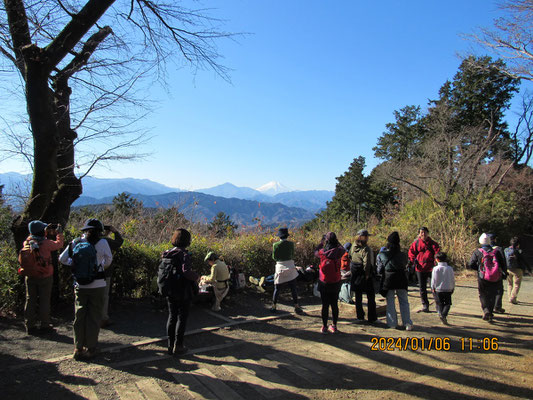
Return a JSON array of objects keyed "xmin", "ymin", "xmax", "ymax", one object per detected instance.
[{"xmin": 479, "ymin": 233, "xmax": 491, "ymax": 246}]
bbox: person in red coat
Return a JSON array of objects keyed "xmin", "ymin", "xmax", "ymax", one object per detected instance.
[
  {"xmin": 315, "ymin": 232, "xmax": 345, "ymax": 334},
  {"xmin": 408, "ymin": 227, "xmax": 440, "ymax": 312}
]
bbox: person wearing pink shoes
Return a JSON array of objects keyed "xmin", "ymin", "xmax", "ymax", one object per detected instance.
[{"xmin": 315, "ymin": 232, "xmax": 345, "ymax": 333}]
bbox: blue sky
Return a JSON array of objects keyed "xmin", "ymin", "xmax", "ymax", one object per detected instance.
[{"xmin": 2, "ymin": 0, "xmax": 531, "ymax": 191}]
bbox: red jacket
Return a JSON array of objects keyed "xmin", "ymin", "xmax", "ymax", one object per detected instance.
[
  {"xmin": 340, "ymin": 252, "xmax": 351, "ymax": 272},
  {"xmin": 408, "ymin": 237, "xmax": 440, "ymax": 273}
]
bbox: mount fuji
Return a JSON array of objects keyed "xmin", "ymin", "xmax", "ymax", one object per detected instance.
[{"xmin": 256, "ymin": 181, "xmax": 292, "ymax": 196}]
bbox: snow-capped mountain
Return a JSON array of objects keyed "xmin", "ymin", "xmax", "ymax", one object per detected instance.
[{"xmin": 256, "ymin": 181, "xmax": 292, "ymax": 196}]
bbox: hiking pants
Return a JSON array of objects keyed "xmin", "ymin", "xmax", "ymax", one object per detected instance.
[
  {"xmin": 353, "ymin": 277, "xmax": 377, "ymax": 322},
  {"xmin": 434, "ymin": 291, "xmax": 453, "ymax": 317},
  {"xmin": 213, "ymin": 284, "xmax": 229, "ymax": 310},
  {"xmin": 507, "ymin": 268, "xmax": 523, "ymax": 303},
  {"xmin": 272, "ymin": 278, "xmax": 299, "ymax": 305},
  {"xmin": 101, "ymin": 276, "xmax": 112, "ymax": 321},
  {"xmin": 74, "ymin": 287, "xmax": 105, "ymax": 350},
  {"xmin": 416, "ymin": 271, "xmax": 432, "ymax": 310},
  {"xmin": 24, "ymin": 275, "xmax": 53, "ymax": 329},
  {"xmin": 167, "ymin": 298, "xmax": 191, "ymax": 349},
  {"xmin": 477, "ymin": 279, "xmax": 498, "ymax": 317},
  {"xmin": 495, "ymin": 278, "xmax": 504, "ymax": 310},
  {"xmin": 318, "ymin": 281, "xmax": 341, "ymax": 327}
]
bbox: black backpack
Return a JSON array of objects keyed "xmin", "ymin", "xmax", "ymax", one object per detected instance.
[{"xmin": 157, "ymin": 257, "xmax": 181, "ymax": 296}]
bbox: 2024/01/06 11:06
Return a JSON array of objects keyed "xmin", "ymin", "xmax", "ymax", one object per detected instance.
[{"xmin": 370, "ymin": 337, "xmax": 499, "ymax": 351}]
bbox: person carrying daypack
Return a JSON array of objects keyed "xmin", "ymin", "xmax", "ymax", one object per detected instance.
[
  {"xmin": 468, "ymin": 233, "xmax": 507, "ymax": 323},
  {"xmin": 350, "ymin": 229, "xmax": 377, "ymax": 323},
  {"xmin": 59, "ymin": 218, "xmax": 112, "ymax": 360},
  {"xmin": 505, "ymin": 237, "xmax": 532, "ymax": 304},
  {"xmin": 159, "ymin": 228, "xmax": 199, "ymax": 356},
  {"xmin": 487, "ymin": 233, "xmax": 507, "ymax": 314},
  {"xmin": 19, "ymin": 220, "xmax": 64, "ymax": 335}
]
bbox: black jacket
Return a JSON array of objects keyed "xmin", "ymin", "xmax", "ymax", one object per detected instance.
[{"xmin": 377, "ymin": 249, "xmax": 408, "ymax": 291}]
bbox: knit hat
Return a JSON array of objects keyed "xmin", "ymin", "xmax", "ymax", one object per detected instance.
[
  {"xmin": 81, "ymin": 218, "xmax": 104, "ymax": 232},
  {"xmin": 479, "ymin": 233, "xmax": 491, "ymax": 246},
  {"xmin": 28, "ymin": 220, "xmax": 47, "ymax": 236},
  {"xmin": 387, "ymin": 231, "xmax": 400, "ymax": 245},
  {"xmin": 343, "ymin": 242, "xmax": 352, "ymax": 251}
]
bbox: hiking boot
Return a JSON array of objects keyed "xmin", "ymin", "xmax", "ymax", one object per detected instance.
[
  {"xmin": 26, "ymin": 326, "xmax": 39, "ymax": 335},
  {"xmin": 482, "ymin": 313, "xmax": 490, "ymax": 321},
  {"xmin": 439, "ymin": 315, "xmax": 448, "ymax": 325},
  {"xmin": 421, "ymin": 307, "xmax": 430, "ymax": 313},
  {"xmin": 73, "ymin": 348, "xmax": 85, "ymax": 361},
  {"xmin": 174, "ymin": 345, "xmax": 188, "ymax": 355},
  {"xmin": 405, "ymin": 324, "xmax": 414, "ymax": 331},
  {"xmin": 328, "ymin": 325, "xmax": 338, "ymax": 333},
  {"xmin": 494, "ymin": 307, "xmax": 505, "ymax": 314},
  {"xmin": 249, "ymin": 276, "xmax": 260, "ymax": 286},
  {"xmin": 84, "ymin": 348, "xmax": 98, "ymax": 359},
  {"xmin": 320, "ymin": 326, "xmax": 328, "ymax": 334},
  {"xmin": 294, "ymin": 305, "xmax": 304, "ymax": 315},
  {"xmin": 510, "ymin": 298, "xmax": 518, "ymax": 305},
  {"xmin": 100, "ymin": 319, "xmax": 112, "ymax": 328},
  {"xmin": 270, "ymin": 304, "xmax": 277, "ymax": 313},
  {"xmin": 39, "ymin": 325, "xmax": 56, "ymax": 334}
]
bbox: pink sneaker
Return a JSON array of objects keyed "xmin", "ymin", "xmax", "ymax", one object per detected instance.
[
  {"xmin": 320, "ymin": 326, "xmax": 328, "ymax": 334},
  {"xmin": 328, "ymin": 325, "xmax": 338, "ymax": 333}
]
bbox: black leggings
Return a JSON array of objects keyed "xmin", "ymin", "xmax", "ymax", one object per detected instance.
[
  {"xmin": 318, "ymin": 281, "xmax": 341, "ymax": 327},
  {"xmin": 167, "ymin": 298, "xmax": 191, "ymax": 349},
  {"xmin": 272, "ymin": 278, "xmax": 299, "ymax": 305}
]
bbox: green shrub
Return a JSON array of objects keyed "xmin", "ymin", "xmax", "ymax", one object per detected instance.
[{"xmin": 0, "ymin": 243, "xmax": 24, "ymax": 313}]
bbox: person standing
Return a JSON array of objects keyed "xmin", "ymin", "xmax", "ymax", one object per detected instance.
[
  {"xmin": 21, "ymin": 221, "xmax": 64, "ymax": 334},
  {"xmin": 431, "ymin": 252, "xmax": 455, "ymax": 325},
  {"xmin": 315, "ymin": 232, "xmax": 345, "ymax": 333},
  {"xmin": 350, "ymin": 229, "xmax": 377, "ymax": 323},
  {"xmin": 468, "ymin": 233, "xmax": 507, "ymax": 323},
  {"xmin": 487, "ymin": 234, "xmax": 507, "ymax": 314},
  {"xmin": 377, "ymin": 232, "xmax": 413, "ymax": 331},
  {"xmin": 505, "ymin": 237, "xmax": 532, "ymax": 304},
  {"xmin": 60, "ymin": 219, "xmax": 112, "ymax": 360},
  {"xmin": 202, "ymin": 252, "xmax": 230, "ymax": 311},
  {"xmin": 408, "ymin": 227, "xmax": 440, "ymax": 312},
  {"xmin": 161, "ymin": 228, "xmax": 199, "ymax": 355},
  {"xmin": 100, "ymin": 225, "xmax": 124, "ymax": 328},
  {"xmin": 271, "ymin": 227, "xmax": 302, "ymax": 314}
]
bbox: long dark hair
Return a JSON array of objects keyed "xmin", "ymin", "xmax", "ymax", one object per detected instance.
[
  {"xmin": 323, "ymin": 232, "xmax": 340, "ymax": 251},
  {"xmin": 85, "ymin": 229, "xmax": 101, "ymax": 246}
]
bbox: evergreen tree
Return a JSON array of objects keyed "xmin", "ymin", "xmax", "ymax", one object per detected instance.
[{"xmin": 208, "ymin": 212, "xmax": 238, "ymax": 238}]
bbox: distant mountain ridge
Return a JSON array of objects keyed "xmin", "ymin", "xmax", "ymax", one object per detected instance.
[
  {"xmin": 74, "ymin": 191, "xmax": 315, "ymax": 227},
  {"xmin": 1, "ymin": 172, "xmax": 333, "ymax": 214}
]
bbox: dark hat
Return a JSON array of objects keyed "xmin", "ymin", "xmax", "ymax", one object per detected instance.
[
  {"xmin": 387, "ymin": 231, "xmax": 400, "ymax": 245},
  {"xmin": 276, "ymin": 227, "xmax": 289, "ymax": 238},
  {"xmin": 28, "ymin": 220, "xmax": 47, "ymax": 236},
  {"xmin": 356, "ymin": 229, "xmax": 371, "ymax": 237},
  {"xmin": 81, "ymin": 218, "xmax": 104, "ymax": 232},
  {"xmin": 344, "ymin": 242, "xmax": 352, "ymax": 251},
  {"xmin": 419, "ymin": 226, "xmax": 429, "ymax": 233}
]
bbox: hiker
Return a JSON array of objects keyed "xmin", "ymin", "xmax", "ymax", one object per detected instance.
[
  {"xmin": 249, "ymin": 265, "xmax": 318, "ymax": 293},
  {"xmin": 201, "ymin": 252, "xmax": 230, "ymax": 311},
  {"xmin": 161, "ymin": 228, "xmax": 199, "ymax": 355},
  {"xmin": 315, "ymin": 232, "xmax": 345, "ymax": 333},
  {"xmin": 468, "ymin": 233, "xmax": 507, "ymax": 323},
  {"xmin": 338, "ymin": 242, "xmax": 353, "ymax": 304},
  {"xmin": 59, "ymin": 219, "xmax": 112, "ymax": 360},
  {"xmin": 377, "ymin": 232, "xmax": 413, "ymax": 331},
  {"xmin": 487, "ymin": 234, "xmax": 507, "ymax": 314},
  {"xmin": 100, "ymin": 225, "xmax": 124, "ymax": 328},
  {"xmin": 271, "ymin": 227, "xmax": 303, "ymax": 314},
  {"xmin": 408, "ymin": 227, "xmax": 440, "ymax": 312},
  {"xmin": 21, "ymin": 221, "xmax": 64, "ymax": 335},
  {"xmin": 505, "ymin": 237, "xmax": 532, "ymax": 304},
  {"xmin": 350, "ymin": 229, "xmax": 377, "ymax": 323},
  {"xmin": 431, "ymin": 252, "xmax": 455, "ymax": 325}
]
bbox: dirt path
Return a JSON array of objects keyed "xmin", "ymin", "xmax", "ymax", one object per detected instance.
[{"xmin": 1, "ymin": 276, "xmax": 532, "ymax": 399}]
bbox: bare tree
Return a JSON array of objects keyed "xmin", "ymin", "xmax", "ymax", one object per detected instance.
[
  {"xmin": 465, "ymin": 0, "xmax": 533, "ymax": 82},
  {"xmin": 511, "ymin": 91, "xmax": 533, "ymax": 165},
  {"xmin": 0, "ymin": 0, "xmax": 233, "ymax": 248}
]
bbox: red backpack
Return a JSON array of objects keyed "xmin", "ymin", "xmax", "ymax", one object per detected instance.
[
  {"xmin": 478, "ymin": 248, "xmax": 502, "ymax": 282},
  {"xmin": 18, "ymin": 241, "xmax": 47, "ymax": 278}
]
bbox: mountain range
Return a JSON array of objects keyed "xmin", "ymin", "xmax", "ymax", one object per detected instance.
[{"xmin": 0, "ymin": 173, "xmax": 333, "ymax": 226}]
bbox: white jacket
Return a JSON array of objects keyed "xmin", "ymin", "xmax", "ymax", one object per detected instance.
[{"xmin": 431, "ymin": 262, "xmax": 455, "ymax": 292}]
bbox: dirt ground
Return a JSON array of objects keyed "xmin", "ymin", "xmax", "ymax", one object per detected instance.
[{"xmin": 1, "ymin": 274, "xmax": 532, "ymax": 400}]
